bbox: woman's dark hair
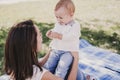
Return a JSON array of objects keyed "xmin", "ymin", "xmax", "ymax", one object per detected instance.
[{"xmin": 4, "ymin": 20, "xmax": 42, "ymax": 80}]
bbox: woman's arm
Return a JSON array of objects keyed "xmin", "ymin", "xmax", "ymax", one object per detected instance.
[
  {"xmin": 42, "ymin": 71, "xmax": 63, "ymax": 80},
  {"xmin": 68, "ymin": 51, "xmax": 79, "ymax": 80},
  {"xmin": 38, "ymin": 49, "xmax": 51, "ymax": 66}
]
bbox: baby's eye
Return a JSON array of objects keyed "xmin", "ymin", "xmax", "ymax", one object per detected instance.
[
  {"xmin": 59, "ymin": 17, "xmax": 63, "ymax": 19},
  {"xmin": 56, "ymin": 16, "xmax": 58, "ymax": 18}
]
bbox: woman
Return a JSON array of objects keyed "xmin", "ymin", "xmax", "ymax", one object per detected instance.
[{"xmin": 4, "ymin": 20, "xmax": 79, "ymax": 80}]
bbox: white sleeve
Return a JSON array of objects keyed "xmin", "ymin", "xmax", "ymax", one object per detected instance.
[
  {"xmin": 30, "ymin": 66, "xmax": 48, "ymax": 80},
  {"xmin": 62, "ymin": 22, "xmax": 81, "ymax": 41}
]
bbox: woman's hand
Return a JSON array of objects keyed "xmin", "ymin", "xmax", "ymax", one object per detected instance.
[
  {"xmin": 39, "ymin": 49, "xmax": 51, "ymax": 66},
  {"xmin": 70, "ymin": 51, "xmax": 79, "ymax": 60},
  {"xmin": 68, "ymin": 51, "xmax": 79, "ymax": 80}
]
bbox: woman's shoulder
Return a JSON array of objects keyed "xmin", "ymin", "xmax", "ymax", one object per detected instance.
[
  {"xmin": 1, "ymin": 65, "xmax": 48, "ymax": 80},
  {"xmin": 32, "ymin": 65, "xmax": 62, "ymax": 80}
]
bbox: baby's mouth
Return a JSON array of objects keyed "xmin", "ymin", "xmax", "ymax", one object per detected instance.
[{"xmin": 59, "ymin": 22, "xmax": 64, "ymax": 25}]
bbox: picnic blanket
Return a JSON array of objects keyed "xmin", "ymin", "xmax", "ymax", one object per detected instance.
[
  {"xmin": 0, "ymin": 39, "xmax": 120, "ymax": 80},
  {"xmin": 79, "ymin": 39, "xmax": 120, "ymax": 80}
]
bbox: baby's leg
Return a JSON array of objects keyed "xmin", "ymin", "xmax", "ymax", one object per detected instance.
[
  {"xmin": 55, "ymin": 52, "xmax": 73, "ymax": 79},
  {"xmin": 44, "ymin": 50, "xmax": 62, "ymax": 73}
]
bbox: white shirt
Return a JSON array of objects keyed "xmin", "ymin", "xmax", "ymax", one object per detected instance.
[
  {"xmin": 49, "ymin": 20, "xmax": 81, "ymax": 51},
  {"xmin": 26, "ymin": 65, "xmax": 47, "ymax": 80},
  {"xmin": 0, "ymin": 65, "xmax": 47, "ymax": 80}
]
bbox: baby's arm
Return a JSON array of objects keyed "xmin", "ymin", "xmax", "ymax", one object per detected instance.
[
  {"xmin": 46, "ymin": 30, "xmax": 53, "ymax": 39},
  {"xmin": 50, "ymin": 32, "xmax": 62, "ymax": 40},
  {"xmin": 46, "ymin": 30, "xmax": 62, "ymax": 40}
]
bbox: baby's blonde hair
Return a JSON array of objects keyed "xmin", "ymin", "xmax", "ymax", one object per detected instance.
[{"xmin": 55, "ymin": 0, "xmax": 75, "ymax": 14}]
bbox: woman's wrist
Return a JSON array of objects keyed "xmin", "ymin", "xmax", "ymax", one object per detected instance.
[{"xmin": 70, "ymin": 51, "xmax": 79, "ymax": 60}]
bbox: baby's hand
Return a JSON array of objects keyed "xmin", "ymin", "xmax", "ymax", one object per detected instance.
[
  {"xmin": 46, "ymin": 30, "xmax": 51, "ymax": 36},
  {"xmin": 51, "ymin": 32, "xmax": 62, "ymax": 40},
  {"xmin": 46, "ymin": 30, "xmax": 52, "ymax": 39}
]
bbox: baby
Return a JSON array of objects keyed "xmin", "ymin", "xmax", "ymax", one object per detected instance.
[{"xmin": 44, "ymin": 0, "xmax": 80, "ymax": 79}]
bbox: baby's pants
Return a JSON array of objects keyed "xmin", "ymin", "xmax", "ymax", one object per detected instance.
[{"xmin": 44, "ymin": 49, "xmax": 73, "ymax": 79}]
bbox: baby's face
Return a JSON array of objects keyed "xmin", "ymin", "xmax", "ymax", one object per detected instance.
[{"xmin": 55, "ymin": 7, "xmax": 73, "ymax": 25}]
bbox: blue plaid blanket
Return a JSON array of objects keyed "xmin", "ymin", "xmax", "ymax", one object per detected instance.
[
  {"xmin": 79, "ymin": 39, "xmax": 120, "ymax": 80},
  {"xmin": 0, "ymin": 39, "xmax": 120, "ymax": 80}
]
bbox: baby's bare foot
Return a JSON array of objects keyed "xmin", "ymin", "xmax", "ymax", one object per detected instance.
[
  {"xmin": 86, "ymin": 75, "xmax": 96, "ymax": 80},
  {"xmin": 86, "ymin": 75, "xmax": 90, "ymax": 80}
]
